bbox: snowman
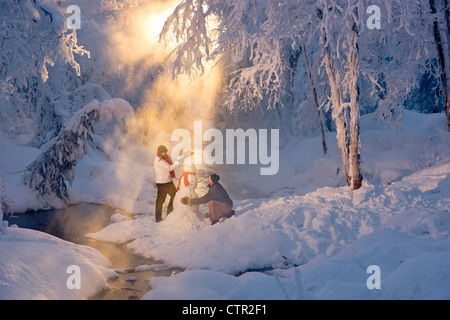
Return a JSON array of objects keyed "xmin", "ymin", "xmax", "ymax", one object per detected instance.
[
  {"xmin": 163, "ymin": 163, "xmax": 207, "ymax": 230},
  {"xmin": 173, "ymin": 162, "xmax": 200, "ymax": 215}
]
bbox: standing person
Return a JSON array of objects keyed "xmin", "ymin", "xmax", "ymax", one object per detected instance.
[
  {"xmin": 181, "ymin": 174, "xmax": 234, "ymax": 224},
  {"xmin": 154, "ymin": 145, "xmax": 180, "ymax": 223}
]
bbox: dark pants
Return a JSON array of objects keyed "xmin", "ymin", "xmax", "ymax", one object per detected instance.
[
  {"xmin": 155, "ymin": 181, "xmax": 177, "ymax": 222},
  {"xmin": 205, "ymin": 200, "xmax": 234, "ymax": 224}
]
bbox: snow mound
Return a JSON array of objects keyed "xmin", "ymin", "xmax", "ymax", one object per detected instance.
[
  {"xmin": 0, "ymin": 227, "xmax": 114, "ymax": 299},
  {"xmin": 144, "ymin": 229, "xmax": 450, "ymax": 300},
  {"xmin": 88, "ymin": 162, "xmax": 450, "ymax": 276}
]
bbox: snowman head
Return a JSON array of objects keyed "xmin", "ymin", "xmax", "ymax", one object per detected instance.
[
  {"xmin": 177, "ymin": 163, "xmax": 198, "ymax": 194},
  {"xmin": 183, "ymin": 163, "xmax": 196, "ymax": 173}
]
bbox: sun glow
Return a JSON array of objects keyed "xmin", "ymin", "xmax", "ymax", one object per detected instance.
[
  {"xmin": 104, "ymin": 1, "xmax": 224, "ymax": 154},
  {"xmin": 106, "ymin": 0, "xmax": 179, "ymax": 67},
  {"xmin": 132, "ymin": 56, "xmax": 224, "ymax": 154}
]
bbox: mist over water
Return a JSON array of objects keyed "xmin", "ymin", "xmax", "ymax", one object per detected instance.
[
  {"xmin": 101, "ymin": 0, "xmax": 225, "ymax": 155},
  {"xmin": 11, "ymin": 203, "xmax": 182, "ymax": 300}
]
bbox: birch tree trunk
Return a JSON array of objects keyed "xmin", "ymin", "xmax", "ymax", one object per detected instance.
[
  {"xmin": 430, "ymin": 0, "xmax": 450, "ymax": 131},
  {"xmin": 324, "ymin": 51, "xmax": 351, "ymax": 186},
  {"xmin": 348, "ymin": 30, "xmax": 363, "ymax": 190},
  {"xmin": 443, "ymin": 0, "xmax": 450, "ymax": 131},
  {"xmin": 303, "ymin": 43, "xmax": 328, "ymax": 155}
]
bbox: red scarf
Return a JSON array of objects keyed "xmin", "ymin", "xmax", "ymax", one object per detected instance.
[
  {"xmin": 177, "ymin": 171, "xmax": 196, "ymax": 191},
  {"xmin": 157, "ymin": 152, "xmax": 175, "ymax": 179}
]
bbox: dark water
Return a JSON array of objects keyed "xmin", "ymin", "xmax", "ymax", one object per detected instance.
[
  {"xmin": 10, "ymin": 203, "xmax": 120, "ymax": 245},
  {"xmin": 9, "ymin": 203, "xmax": 182, "ymax": 300}
]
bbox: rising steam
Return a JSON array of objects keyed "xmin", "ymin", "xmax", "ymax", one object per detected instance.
[
  {"xmin": 84, "ymin": 0, "xmax": 225, "ymax": 231},
  {"xmin": 104, "ymin": 0, "xmax": 224, "ymax": 154}
]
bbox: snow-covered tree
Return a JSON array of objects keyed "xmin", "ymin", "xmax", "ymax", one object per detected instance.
[
  {"xmin": 0, "ymin": 177, "xmax": 12, "ymax": 217},
  {"xmin": 429, "ymin": 0, "xmax": 450, "ymax": 131},
  {"xmin": 356, "ymin": 1, "xmax": 436, "ymax": 124},
  {"xmin": 0, "ymin": 203, "xmax": 4, "ymax": 235},
  {"xmin": 302, "ymin": 43, "xmax": 328, "ymax": 155},
  {"xmin": 309, "ymin": 0, "xmax": 363, "ymax": 189},
  {"xmin": 161, "ymin": 0, "xmax": 290, "ymax": 111},
  {"xmin": 23, "ymin": 98, "xmax": 134, "ymax": 207},
  {"xmin": 160, "ymin": 0, "xmax": 365, "ymax": 187},
  {"xmin": 306, "ymin": 0, "xmax": 438, "ymax": 189},
  {"xmin": 160, "ymin": 0, "xmax": 445, "ymax": 190},
  {"xmin": 0, "ymin": 178, "xmax": 11, "ymax": 234},
  {"xmin": 0, "ymin": 0, "xmax": 90, "ymax": 146}
]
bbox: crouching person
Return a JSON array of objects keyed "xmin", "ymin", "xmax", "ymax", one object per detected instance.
[{"xmin": 181, "ymin": 174, "xmax": 234, "ymax": 224}]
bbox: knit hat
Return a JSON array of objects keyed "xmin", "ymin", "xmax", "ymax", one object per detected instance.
[
  {"xmin": 157, "ymin": 145, "xmax": 168, "ymax": 154},
  {"xmin": 209, "ymin": 173, "xmax": 220, "ymax": 184}
]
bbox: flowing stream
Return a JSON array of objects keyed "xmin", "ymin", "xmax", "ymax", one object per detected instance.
[{"xmin": 9, "ymin": 202, "xmax": 182, "ymax": 300}]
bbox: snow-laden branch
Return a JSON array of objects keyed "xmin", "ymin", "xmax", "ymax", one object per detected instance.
[
  {"xmin": 160, "ymin": 0, "xmax": 438, "ymax": 116},
  {"xmin": 23, "ymin": 99, "xmax": 134, "ymax": 207},
  {"xmin": 160, "ymin": 0, "xmax": 213, "ymax": 78},
  {"xmin": 0, "ymin": 0, "xmax": 89, "ymax": 86},
  {"xmin": 0, "ymin": 178, "xmax": 11, "ymax": 235},
  {"xmin": 0, "ymin": 0, "xmax": 93, "ymax": 147},
  {"xmin": 160, "ymin": 0, "xmax": 309, "ymax": 111}
]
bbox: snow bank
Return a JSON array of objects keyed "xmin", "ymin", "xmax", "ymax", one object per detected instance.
[
  {"xmin": 360, "ymin": 111, "xmax": 450, "ymax": 185},
  {"xmin": 0, "ymin": 227, "xmax": 114, "ymax": 299},
  {"xmin": 144, "ymin": 228, "xmax": 450, "ymax": 300},
  {"xmin": 89, "ymin": 162, "xmax": 450, "ymax": 275},
  {"xmin": 0, "ymin": 136, "xmax": 43, "ymax": 212}
]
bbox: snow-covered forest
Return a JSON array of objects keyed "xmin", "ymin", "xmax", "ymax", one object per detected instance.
[{"xmin": 1, "ymin": 0, "xmax": 449, "ymax": 301}]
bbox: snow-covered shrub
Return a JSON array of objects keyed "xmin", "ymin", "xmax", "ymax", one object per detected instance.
[
  {"xmin": 0, "ymin": 178, "xmax": 10, "ymax": 234},
  {"xmin": 0, "ymin": 178, "xmax": 12, "ymax": 217},
  {"xmin": 23, "ymin": 98, "xmax": 134, "ymax": 207},
  {"xmin": 0, "ymin": 206, "xmax": 5, "ymax": 235}
]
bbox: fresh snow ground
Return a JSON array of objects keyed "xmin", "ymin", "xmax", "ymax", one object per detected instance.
[
  {"xmin": 0, "ymin": 227, "xmax": 114, "ymax": 299},
  {"xmin": 1, "ymin": 110, "xmax": 449, "ymax": 299},
  {"xmin": 141, "ymin": 228, "xmax": 450, "ymax": 300}
]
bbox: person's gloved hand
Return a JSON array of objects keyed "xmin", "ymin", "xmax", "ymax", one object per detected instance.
[{"xmin": 181, "ymin": 197, "xmax": 191, "ymax": 205}]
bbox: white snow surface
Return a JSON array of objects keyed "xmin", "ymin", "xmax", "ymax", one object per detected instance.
[
  {"xmin": 0, "ymin": 227, "xmax": 113, "ymax": 299},
  {"xmin": 1, "ymin": 110, "xmax": 450, "ymax": 299}
]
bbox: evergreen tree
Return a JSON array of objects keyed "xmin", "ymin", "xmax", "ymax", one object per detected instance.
[{"xmin": 23, "ymin": 98, "xmax": 134, "ymax": 207}]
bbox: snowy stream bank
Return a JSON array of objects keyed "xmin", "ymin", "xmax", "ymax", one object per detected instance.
[{"xmin": 7, "ymin": 203, "xmax": 182, "ymax": 300}]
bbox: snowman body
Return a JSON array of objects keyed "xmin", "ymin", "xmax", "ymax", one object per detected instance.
[{"xmin": 171, "ymin": 163, "xmax": 203, "ymax": 221}]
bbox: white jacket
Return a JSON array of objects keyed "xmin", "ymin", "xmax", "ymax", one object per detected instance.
[{"xmin": 154, "ymin": 155, "xmax": 180, "ymax": 184}]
